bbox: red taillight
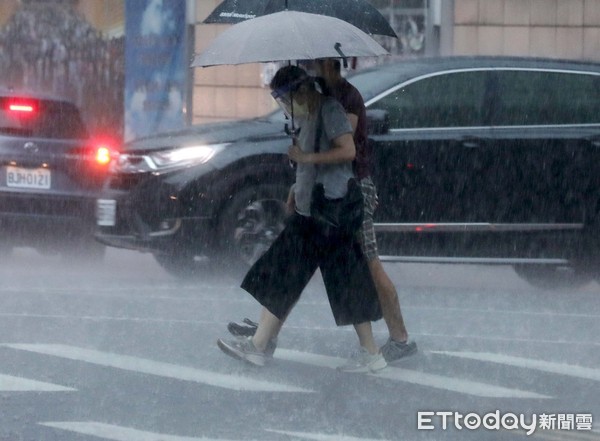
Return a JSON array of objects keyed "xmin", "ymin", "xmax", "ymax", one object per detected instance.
[
  {"xmin": 9, "ymin": 103, "xmax": 35, "ymax": 113},
  {"xmin": 96, "ymin": 146, "xmax": 112, "ymax": 165},
  {"xmin": 88, "ymin": 136, "xmax": 120, "ymax": 169}
]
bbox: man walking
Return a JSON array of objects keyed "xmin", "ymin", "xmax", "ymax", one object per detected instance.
[{"xmin": 313, "ymin": 58, "xmax": 416, "ymax": 361}]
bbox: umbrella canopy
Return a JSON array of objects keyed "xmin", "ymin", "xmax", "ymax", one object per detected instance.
[
  {"xmin": 203, "ymin": 0, "xmax": 397, "ymax": 38},
  {"xmin": 192, "ymin": 10, "xmax": 388, "ymax": 67}
]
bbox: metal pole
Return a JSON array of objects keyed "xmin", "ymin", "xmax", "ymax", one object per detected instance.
[{"xmin": 185, "ymin": 0, "xmax": 196, "ymax": 126}]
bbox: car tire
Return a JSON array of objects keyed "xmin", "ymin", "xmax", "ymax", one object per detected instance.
[
  {"xmin": 513, "ymin": 264, "xmax": 592, "ymax": 290},
  {"xmin": 216, "ymin": 183, "xmax": 289, "ymax": 269}
]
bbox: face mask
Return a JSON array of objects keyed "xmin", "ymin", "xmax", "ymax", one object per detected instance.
[
  {"xmin": 272, "ymin": 89, "xmax": 309, "ymax": 119},
  {"xmin": 292, "ymin": 98, "xmax": 309, "ymax": 117}
]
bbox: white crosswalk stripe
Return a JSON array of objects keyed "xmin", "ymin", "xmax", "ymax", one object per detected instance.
[
  {"xmin": 4, "ymin": 342, "xmax": 598, "ymax": 440},
  {"xmin": 1, "ymin": 343, "xmax": 554, "ymax": 399},
  {"xmin": 431, "ymin": 351, "xmax": 600, "ymax": 382},
  {"xmin": 1, "ymin": 343, "xmax": 312, "ymax": 393},
  {"xmin": 40, "ymin": 422, "xmax": 392, "ymax": 441},
  {"xmin": 275, "ymin": 349, "xmax": 550, "ymax": 399},
  {"xmin": 40, "ymin": 422, "xmax": 248, "ymax": 441},
  {"xmin": 0, "ymin": 373, "xmax": 75, "ymax": 392},
  {"xmin": 266, "ymin": 428, "xmax": 393, "ymax": 440}
]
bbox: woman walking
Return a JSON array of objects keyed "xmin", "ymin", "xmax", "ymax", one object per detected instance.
[{"xmin": 217, "ymin": 65, "xmax": 385, "ymax": 373}]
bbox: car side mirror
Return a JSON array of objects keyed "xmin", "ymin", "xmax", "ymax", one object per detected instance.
[{"xmin": 366, "ymin": 109, "xmax": 389, "ymax": 135}]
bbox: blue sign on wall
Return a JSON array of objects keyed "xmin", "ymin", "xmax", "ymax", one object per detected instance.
[{"xmin": 124, "ymin": 0, "xmax": 186, "ymax": 141}]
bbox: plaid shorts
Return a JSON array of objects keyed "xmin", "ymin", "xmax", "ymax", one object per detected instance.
[{"xmin": 359, "ymin": 177, "xmax": 379, "ymax": 261}]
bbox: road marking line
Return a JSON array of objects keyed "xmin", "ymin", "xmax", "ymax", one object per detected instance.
[
  {"xmin": 0, "ymin": 374, "xmax": 75, "ymax": 392},
  {"xmin": 1, "ymin": 313, "xmax": 598, "ymax": 347},
  {"xmin": 410, "ymin": 305, "xmax": 600, "ymax": 319},
  {"xmin": 2, "ymin": 344, "xmax": 312, "ymax": 393},
  {"xmin": 266, "ymin": 428, "xmax": 391, "ymax": 440},
  {"xmin": 431, "ymin": 351, "xmax": 600, "ymax": 382},
  {"xmin": 40, "ymin": 422, "xmax": 246, "ymax": 441},
  {"xmin": 276, "ymin": 349, "xmax": 550, "ymax": 399}
]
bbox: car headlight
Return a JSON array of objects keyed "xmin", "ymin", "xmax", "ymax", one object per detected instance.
[{"xmin": 115, "ymin": 143, "xmax": 229, "ymax": 173}]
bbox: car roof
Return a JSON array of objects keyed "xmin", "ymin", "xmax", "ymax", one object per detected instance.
[
  {"xmin": 352, "ymin": 55, "xmax": 600, "ymax": 77},
  {"xmin": 347, "ymin": 55, "xmax": 600, "ymax": 101}
]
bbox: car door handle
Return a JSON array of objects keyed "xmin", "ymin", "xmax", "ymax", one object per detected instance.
[{"xmin": 588, "ymin": 137, "xmax": 600, "ymax": 148}]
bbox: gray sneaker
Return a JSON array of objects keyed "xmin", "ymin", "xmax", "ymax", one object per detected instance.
[
  {"xmin": 227, "ymin": 318, "xmax": 258, "ymax": 337},
  {"xmin": 381, "ymin": 338, "xmax": 417, "ymax": 363},
  {"xmin": 228, "ymin": 319, "xmax": 277, "ymax": 357},
  {"xmin": 217, "ymin": 336, "xmax": 267, "ymax": 367},
  {"xmin": 233, "ymin": 335, "xmax": 277, "ymax": 357},
  {"xmin": 337, "ymin": 347, "xmax": 387, "ymax": 373}
]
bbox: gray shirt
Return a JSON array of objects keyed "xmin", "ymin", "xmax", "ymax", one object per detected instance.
[{"xmin": 294, "ymin": 96, "xmax": 354, "ymax": 216}]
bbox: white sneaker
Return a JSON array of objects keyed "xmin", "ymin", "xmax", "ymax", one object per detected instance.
[{"xmin": 337, "ymin": 347, "xmax": 387, "ymax": 373}]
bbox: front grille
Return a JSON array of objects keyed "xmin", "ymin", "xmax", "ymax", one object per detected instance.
[{"xmin": 108, "ymin": 173, "xmax": 145, "ymax": 190}]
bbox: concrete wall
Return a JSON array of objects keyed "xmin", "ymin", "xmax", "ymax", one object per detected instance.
[
  {"xmin": 192, "ymin": 0, "xmax": 276, "ymax": 125},
  {"xmin": 453, "ymin": 0, "xmax": 600, "ymax": 61}
]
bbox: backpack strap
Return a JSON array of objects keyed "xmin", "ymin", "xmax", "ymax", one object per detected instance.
[{"xmin": 313, "ymin": 102, "xmax": 323, "ymax": 154}]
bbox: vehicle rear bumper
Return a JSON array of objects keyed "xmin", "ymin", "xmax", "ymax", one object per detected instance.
[{"xmin": 0, "ymin": 192, "xmax": 97, "ymax": 244}]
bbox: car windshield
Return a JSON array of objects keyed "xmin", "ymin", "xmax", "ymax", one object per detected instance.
[{"xmin": 0, "ymin": 97, "xmax": 88, "ymax": 139}]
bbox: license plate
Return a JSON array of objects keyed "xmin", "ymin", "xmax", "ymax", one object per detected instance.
[
  {"xmin": 6, "ymin": 166, "xmax": 51, "ymax": 189},
  {"xmin": 97, "ymin": 199, "xmax": 117, "ymax": 226}
]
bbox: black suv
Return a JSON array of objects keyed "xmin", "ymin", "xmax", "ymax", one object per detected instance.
[
  {"xmin": 96, "ymin": 56, "xmax": 600, "ymax": 288},
  {"xmin": 0, "ymin": 91, "xmax": 115, "ymax": 259}
]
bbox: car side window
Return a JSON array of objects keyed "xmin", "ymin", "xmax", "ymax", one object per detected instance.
[
  {"xmin": 371, "ymin": 71, "xmax": 489, "ymax": 128},
  {"xmin": 491, "ymin": 70, "xmax": 600, "ymax": 125}
]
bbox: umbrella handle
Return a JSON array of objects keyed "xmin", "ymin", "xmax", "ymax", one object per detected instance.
[{"xmin": 284, "ymin": 124, "xmax": 298, "ymax": 169}]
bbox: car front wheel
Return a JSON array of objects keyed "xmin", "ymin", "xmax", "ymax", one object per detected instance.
[{"xmin": 216, "ymin": 183, "xmax": 289, "ymax": 268}]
